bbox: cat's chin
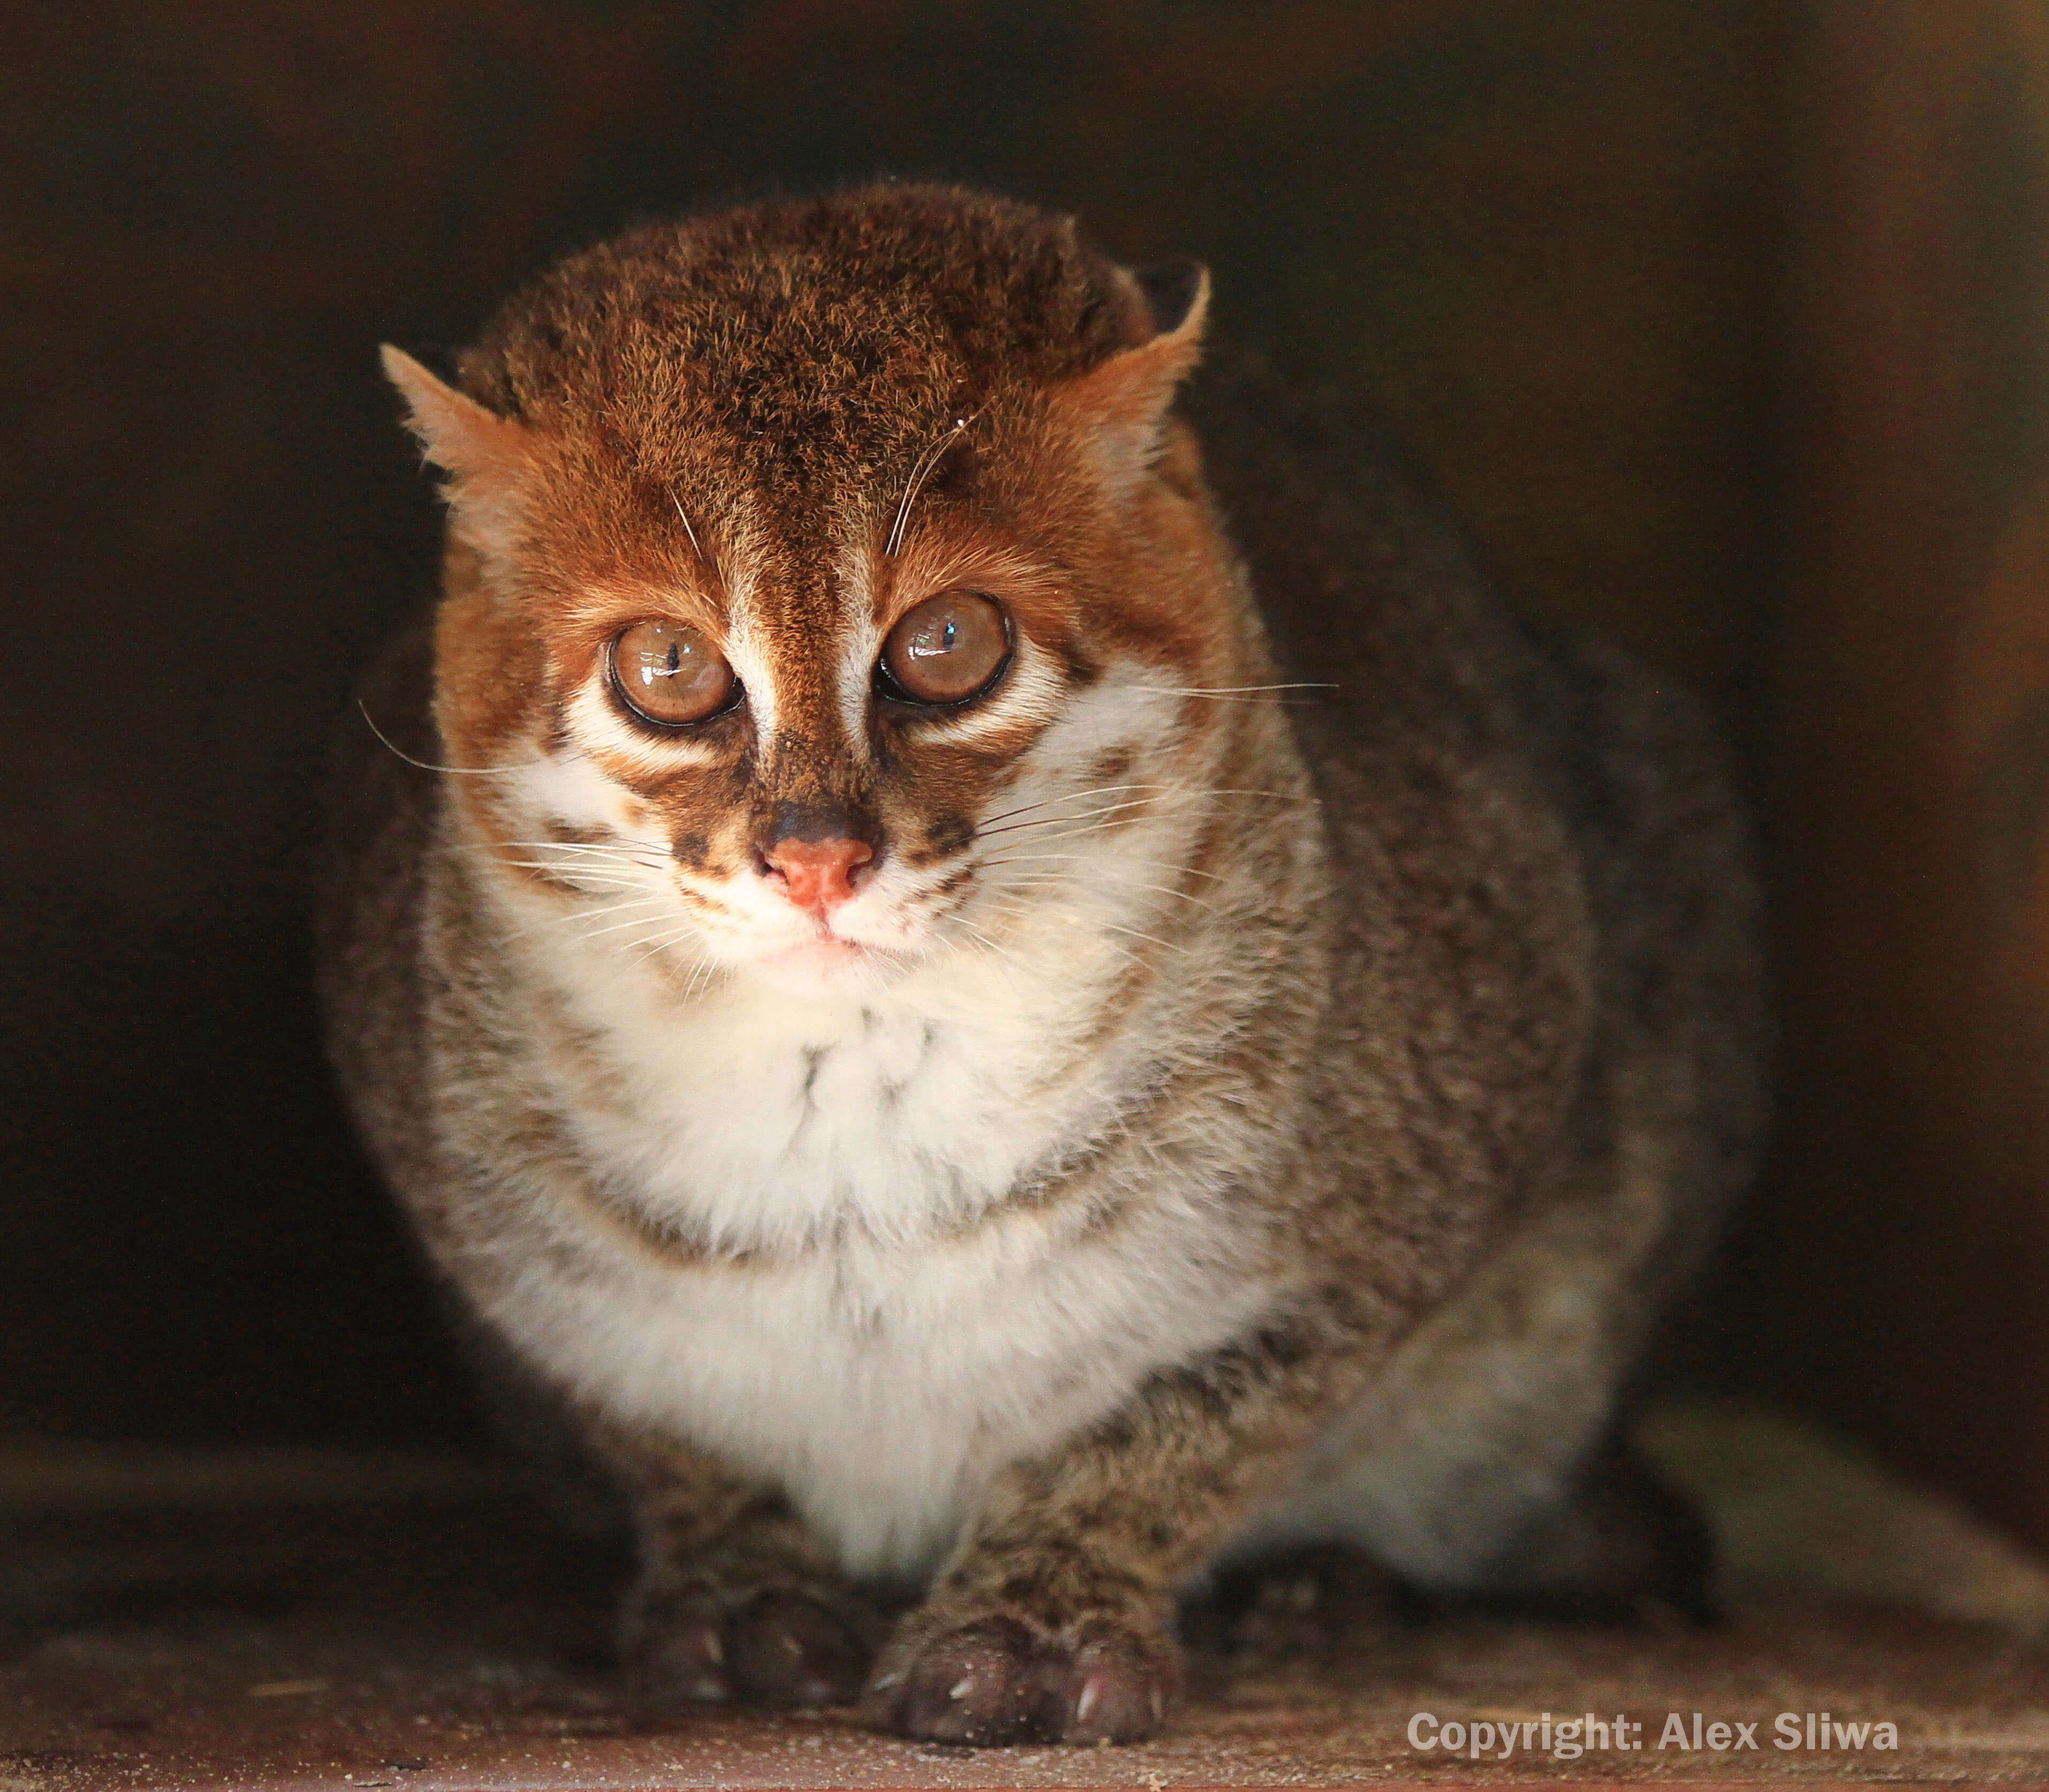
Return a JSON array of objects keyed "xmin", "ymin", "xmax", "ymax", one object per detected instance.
[{"xmin": 743, "ymin": 933, "xmax": 908, "ymax": 996}]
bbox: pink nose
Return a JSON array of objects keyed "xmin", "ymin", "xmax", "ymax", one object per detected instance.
[{"xmin": 763, "ymin": 836, "xmax": 872, "ymax": 915}]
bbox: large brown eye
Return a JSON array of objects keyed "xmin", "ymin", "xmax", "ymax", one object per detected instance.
[
  {"xmin": 610, "ymin": 620, "xmax": 735, "ymax": 725},
  {"xmin": 878, "ymin": 591, "xmax": 1010, "ymax": 705}
]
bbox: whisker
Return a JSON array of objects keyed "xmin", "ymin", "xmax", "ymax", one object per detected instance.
[
  {"xmin": 497, "ymin": 838, "xmax": 671, "ymax": 859},
  {"xmin": 974, "ymin": 784, "xmax": 1307, "ymax": 839},
  {"xmin": 1101, "ymin": 920, "xmax": 1186, "ymax": 955},
  {"xmin": 974, "ymin": 784, "xmax": 1174, "ymax": 830},
  {"xmin": 975, "ymin": 797, "xmax": 1279, "ymax": 841},
  {"xmin": 982, "ymin": 852, "xmax": 1225, "ymax": 882},
  {"xmin": 359, "ymin": 701, "xmax": 537, "ymax": 776},
  {"xmin": 974, "ymin": 799, "xmax": 1167, "ymax": 840},
  {"xmin": 951, "ymin": 917, "xmax": 1028, "ymax": 1001},
  {"xmin": 884, "ymin": 411, "xmax": 979, "ymax": 557},
  {"xmin": 992, "ymin": 872, "xmax": 1219, "ymax": 913},
  {"xmin": 972, "ymin": 895, "xmax": 1146, "ymax": 963},
  {"xmin": 626, "ymin": 923, "xmax": 702, "ymax": 963},
  {"xmin": 487, "ymin": 861, "xmax": 657, "ymax": 891},
  {"xmin": 1143, "ymin": 683, "xmax": 1337, "ymax": 696},
  {"xmin": 504, "ymin": 896, "xmax": 664, "ymax": 942},
  {"xmin": 578, "ymin": 905, "xmax": 693, "ymax": 941},
  {"xmin": 670, "ymin": 492, "xmax": 704, "ymax": 563},
  {"xmin": 680, "ymin": 955, "xmax": 718, "ymax": 1003}
]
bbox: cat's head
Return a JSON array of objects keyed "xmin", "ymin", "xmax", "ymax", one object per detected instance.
[{"xmin": 387, "ymin": 185, "xmax": 1268, "ymax": 996}]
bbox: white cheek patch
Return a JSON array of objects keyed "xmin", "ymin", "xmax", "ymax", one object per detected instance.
[
  {"xmin": 958, "ymin": 667, "xmax": 1217, "ymax": 928},
  {"xmin": 503, "ymin": 738, "xmax": 650, "ymax": 842},
  {"xmin": 990, "ymin": 667, "xmax": 1190, "ymax": 805}
]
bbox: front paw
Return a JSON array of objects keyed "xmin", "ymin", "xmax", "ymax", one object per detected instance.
[
  {"xmin": 862, "ymin": 1609, "xmax": 1178, "ymax": 1745},
  {"xmin": 625, "ymin": 1578, "xmax": 879, "ymax": 1712}
]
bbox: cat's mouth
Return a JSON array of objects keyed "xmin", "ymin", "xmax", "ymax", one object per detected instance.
[{"xmin": 748, "ymin": 924, "xmax": 904, "ymax": 992}]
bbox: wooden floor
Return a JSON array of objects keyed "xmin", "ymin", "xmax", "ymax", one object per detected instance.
[{"xmin": 5, "ymin": 1444, "xmax": 2049, "ymax": 1789}]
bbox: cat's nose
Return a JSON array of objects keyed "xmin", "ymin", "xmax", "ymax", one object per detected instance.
[{"xmin": 762, "ymin": 836, "xmax": 873, "ymax": 915}]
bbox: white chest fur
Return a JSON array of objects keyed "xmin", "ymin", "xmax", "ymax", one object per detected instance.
[{"xmin": 483, "ymin": 925, "xmax": 1266, "ymax": 1581}]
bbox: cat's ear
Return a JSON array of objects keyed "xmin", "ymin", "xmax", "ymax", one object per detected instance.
[
  {"xmin": 1053, "ymin": 261, "xmax": 1210, "ymax": 504},
  {"xmin": 380, "ymin": 345, "xmax": 532, "ymax": 564}
]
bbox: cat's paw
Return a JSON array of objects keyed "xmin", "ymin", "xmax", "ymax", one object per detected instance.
[
  {"xmin": 862, "ymin": 1611, "xmax": 1178, "ymax": 1745},
  {"xmin": 624, "ymin": 1579, "xmax": 879, "ymax": 1711}
]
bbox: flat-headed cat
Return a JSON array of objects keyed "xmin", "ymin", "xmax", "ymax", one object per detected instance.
[{"xmin": 317, "ymin": 184, "xmax": 1765, "ymax": 1745}]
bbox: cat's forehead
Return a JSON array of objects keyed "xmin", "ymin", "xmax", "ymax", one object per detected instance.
[{"xmin": 462, "ymin": 185, "xmax": 1140, "ymax": 489}]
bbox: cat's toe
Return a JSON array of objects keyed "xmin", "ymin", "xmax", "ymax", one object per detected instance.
[
  {"xmin": 867, "ymin": 1615, "xmax": 1047, "ymax": 1744},
  {"xmin": 725, "ymin": 1587, "xmax": 877, "ymax": 1707},
  {"xmin": 1051, "ymin": 1621, "xmax": 1177, "ymax": 1744},
  {"xmin": 621, "ymin": 1584, "xmax": 732, "ymax": 1709},
  {"xmin": 864, "ymin": 1613, "xmax": 1176, "ymax": 1745}
]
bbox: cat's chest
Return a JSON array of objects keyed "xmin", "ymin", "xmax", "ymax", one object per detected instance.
[{"xmin": 536, "ymin": 947, "xmax": 1109, "ymax": 1252}]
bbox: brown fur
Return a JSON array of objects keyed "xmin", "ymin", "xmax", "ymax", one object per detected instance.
[{"xmin": 318, "ymin": 184, "xmax": 1766, "ymax": 1746}]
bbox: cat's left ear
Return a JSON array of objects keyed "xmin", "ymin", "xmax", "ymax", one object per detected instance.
[
  {"xmin": 1053, "ymin": 261, "xmax": 1210, "ymax": 503},
  {"xmin": 380, "ymin": 345, "xmax": 533, "ymax": 565}
]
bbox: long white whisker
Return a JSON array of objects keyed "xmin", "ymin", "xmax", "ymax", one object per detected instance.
[
  {"xmin": 670, "ymin": 492, "xmax": 704, "ymax": 564},
  {"xmin": 991, "ymin": 873, "xmax": 1219, "ymax": 912},
  {"xmin": 1102, "ymin": 921, "xmax": 1185, "ymax": 955},
  {"xmin": 974, "ymin": 799, "xmax": 1168, "ymax": 839},
  {"xmin": 982, "ymin": 852, "xmax": 1225, "ymax": 882},
  {"xmin": 487, "ymin": 863, "xmax": 657, "ymax": 893},
  {"xmin": 579, "ymin": 905, "xmax": 694, "ymax": 941},
  {"xmin": 974, "ymin": 785, "xmax": 1307, "ymax": 842},
  {"xmin": 680, "ymin": 953, "xmax": 724, "ymax": 1003},
  {"xmin": 1141, "ymin": 683, "xmax": 1337, "ymax": 696},
  {"xmin": 505, "ymin": 896, "xmax": 664, "ymax": 941},
  {"xmin": 359, "ymin": 701, "xmax": 537, "ymax": 776},
  {"xmin": 884, "ymin": 411, "xmax": 978, "ymax": 557},
  {"xmin": 626, "ymin": 923, "xmax": 702, "ymax": 963},
  {"xmin": 972, "ymin": 794, "xmax": 1269, "ymax": 841},
  {"xmin": 497, "ymin": 838, "xmax": 671, "ymax": 859},
  {"xmin": 974, "ymin": 784, "xmax": 1174, "ymax": 830}
]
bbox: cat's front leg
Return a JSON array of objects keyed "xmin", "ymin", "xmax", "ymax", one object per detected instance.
[
  {"xmin": 865, "ymin": 1311, "xmax": 1349, "ymax": 1745},
  {"xmin": 583, "ymin": 1413, "xmax": 883, "ymax": 1711}
]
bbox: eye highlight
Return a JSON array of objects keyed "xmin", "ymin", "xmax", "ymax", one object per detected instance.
[
  {"xmin": 609, "ymin": 620, "xmax": 737, "ymax": 726},
  {"xmin": 878, "ymin": 590, "xmax": 1011, "ymax": 705}
]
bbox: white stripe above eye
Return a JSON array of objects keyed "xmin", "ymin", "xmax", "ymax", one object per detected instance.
[
  {"xmin": 836, "ymin": 540, "xmax": 882, "ymax": 753},
  {"xmin": 721, "ymin": 562, "xmax": 778, "ymax": 742}
]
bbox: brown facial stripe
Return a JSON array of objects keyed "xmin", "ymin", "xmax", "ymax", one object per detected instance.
[
  {"xmin": 899, "ymin": 813, "xmax": 976, "ymax": 870},
  {"xmin": 1085, "ymin": 746, "xmax": 1137, "ymax": 792},
  {"xmin": 670, "ymin": 885, "xmax": 735, "ymax": 918},
  {"xmin": 921, "ymin": 864, "xmax": 975, "ymax": 905}
]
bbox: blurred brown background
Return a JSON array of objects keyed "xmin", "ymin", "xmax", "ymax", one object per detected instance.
[{"xmin": 4, "ymin": 2, "xmax": 2046, "ymax": 1552}]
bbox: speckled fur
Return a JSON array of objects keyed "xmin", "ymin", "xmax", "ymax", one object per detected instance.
[{"xmin": 317, "ymin": 185, "xmax": 1766, "ymax": 1745}]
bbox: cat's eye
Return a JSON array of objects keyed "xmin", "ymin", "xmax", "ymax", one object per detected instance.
[
  {"xmin": 609, "ymin": 620, "xmax": 737, "ymax": 726},
  {"xmin": 878, "ymin": 591, "xmax": 1010, "ymax": 705}
]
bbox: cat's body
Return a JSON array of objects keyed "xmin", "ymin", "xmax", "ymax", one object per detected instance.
[{"xmin": 318, "ymin": 186, "xmax": 1765, "ymax": 1743}]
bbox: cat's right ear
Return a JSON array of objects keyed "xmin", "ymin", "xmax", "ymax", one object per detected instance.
[
  {"xmin": 380, "ymin": 345, "xmax": 532, "ymax": 565},
  {"xmin": 1051, "ymin": 262, "xmax": 1210, "ymax": 507}
]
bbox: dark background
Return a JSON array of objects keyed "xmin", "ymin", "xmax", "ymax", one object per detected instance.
[{"xmin": 7, "ymin": 3, "xmax": 2047, "ymax": 1551}]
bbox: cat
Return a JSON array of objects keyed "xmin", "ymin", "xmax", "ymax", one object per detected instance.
[{"xmin": 317, "ymin": 183, "xmax": 1766, "ymax": 1745}]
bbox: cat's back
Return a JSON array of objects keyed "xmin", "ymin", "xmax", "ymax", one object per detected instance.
[{"xmin": 1189, "ymin": 353, "xmax": 1767, "ymax": 1235}]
